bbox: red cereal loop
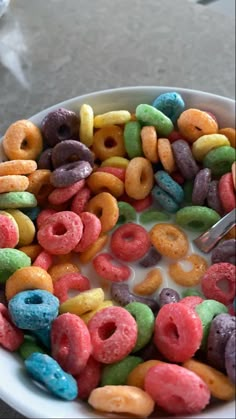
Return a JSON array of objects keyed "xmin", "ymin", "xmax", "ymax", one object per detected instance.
[
  {"xmin": 37, "ymin": 211, "xmax": 83, "ymax": 255},
  {"xmin": 154, "ymin": 303, "xmax": 203, "ymax": 362},
  {"xmin": 218, "ymin": 172, "xmax": 236, "ymax": 214},
  {"xmin": 144, "ymin": 364, "xmax": 210, "ymax": 415},
  {"xmin": 0, "ymin": 213, "xmax": 19, "ymax": 248},
  {"xmin": 179, "ymin": 296, "xmax": 204, "ymax": 311},
  {"xmin": 36, "ymin": 209, "xmax": 57, "ymax": 229},
  {"xmin": 75, "ymin": 356, "xmax": 101, "ymax": 400},
  {"xmin": 92, "ymin": 253, "xmax": 131, "ymax": 282},
  {"xmin": 168, "ymin": 130, "xmax": 185, "ymax": 142},
  {"xmin": 53, "ymin": 272, "xmax": 91, "ymax": 303},
  {"xmin": 96, "ymin": 167, "xmax": 126, "ymax": 182},
  {"xmin": 201, "ymin": 262, "xmax": 236, "ymax": 305},
  {"xmin": 71, "ymin": 187, "xmax": 91, "ymax": 215},
  {"xmin": 51, "ymin": 312, "xmax": 92, "ymax": 375},
  {"xmin": 73, "ymin": 212, "xmax": 101, "ymax": 253},
  {"xmin": 0, "ymin": 303, "xmax": 24, "ymax": 351},
  {"xmin": 110, "ymin": 223, "xmax": 151, "ymax": 262},
  {"xmin": 87, "ymin": 306, "xmax": 138, "ymax": 364},
  {"xmin": 33, "ymin": 250, "xmax": 54, "ymax": 271},
  {"xmin": 48, "ymin": 179, "xmax": 85, "ymax": 205},
  {"xmin": 171, "ymin": 171, "xmax": 185, "ymax": 184}
]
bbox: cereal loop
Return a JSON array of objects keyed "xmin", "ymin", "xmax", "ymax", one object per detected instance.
[
  {"xmin": 86, "ymin": 172, "xmax": 124, "ymax": 198},
  {"xmin": 141, "ymin": 126, "xmax": 159, "ymax": 163},
  {"xmin": 80, "ymin": 300, "xmax": 113, "ymax": 324},
  {"xmin": 59, "ymin": 288, "xmax": 104, "ymax": 316},
  {"xmin": 169, "ymin": 254, "xmax": 208, "ymax": 286},
  {"xmin": 27, "ymin": 169, "xmax": 53, "ymax": 206},
  {"xmin": 125, "ymin": 157, "xmax": 154, "ymax": 200},
  {"xmin": 101, "ymin": 156, "xmax": 129, "ymax": 169},
  {"xmin": 3, "ymin": 120, "xmax": 43, "ymax": 160},
  {"xmin": 79, "ymin": 104, "xmax": 94, "ymax": 147},
  {"xmin": 133, "ymin": 268, "xmax": 163, "ymax": 295},
  {"xmin": 157, "ymin": 138, "xmax": 176, "ymax": 173},
  {"xmin": 78, "ymin": 234, "xmax": 108, "ymax": 264},
  {"xmin": 86, "ymin": 192, "xmax": 119, "ymax": 233},
  {"xmin": 150, "ymin": 223, "xmax": 188, "ymax": 259},
  {"xmin": 94, "ymin": 110, "xmax": 131, "ymax": 128},
  {"xmin": 192, "ymin": 134, "xmax": 230, "ymax": 161},
  {"xmin": 127, "ymin": 359, "xmax": 164, "ymax": 388},
  {"xmin": 0, "ymin": 160, "xmax": 37, "ymax": 176},
  {"xmin": 219, "ymin": 128, "xmax": 236, "ymax": 148},
  {"xmin": 18, "ymin": 244, "xmax": 42, "ymax": 262},
  {"xmin": 0, "ymin": 176, "xmax": 29, "ymax": 193},
  {"xmin": 48, "ymin": 262, "xmax": 79, "ymax": 282},
  {"xmin": 177, "ymin": 109, "xmax": 218, "ymax": 142},
  {"xmin": 92, "ymin": 125, "xmax": 126, "ymax": 160},
  {"xmin": 6, "ymin": 209, "xmax": 35, "ymax": 247}
]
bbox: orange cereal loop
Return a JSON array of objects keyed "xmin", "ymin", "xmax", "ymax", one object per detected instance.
[
  {"xmin": 92, "ymin": 125, "xmax": 126, "ymax": 161},
  {"xmin": 0, "ymin": 175, "xmax": 29, "ymax": 193},
  {"xmin": 18, "ymin": 244, "xmax": 42, "ymax": 262},
  {"xmin": 133, "ymin": 268, "xmax": 163, "ymax": 296},
  {"xmin": 224, "ymin": 225, "xmax": 236, "ymax": 240},
  {"xmin": 3, "ymin": 120, "xmax": 43, "ymax": 160},
  {"xmin": 86, "ymin": 192, "xmax": 119, "ymax": 233},
  {"xmin": 150, "ymin": 223, "xmax": 189, "ymax": 259},
  {"xmin": 141, "ymin": 126, "xmax": 159, "ymax": 163},
  {"xmin": 86, "ymin": 172, "xmax": 124, "ymax": 198},
  {"xmin": 5, "ymin": 266, "xmax": 53, "ymax": 300},
  {"xmin": 78, "ymin": 234, "xmax": 108, "ymax": 264},
  {"xmin": 48, "ymin": 262, "xmax": 79, "ymax": 282},
  {"xmin": 130, "ymin": 113, "xmax": 137, "ymax": 121},
  {"xmin": 127, "ymin": 360, "xmax": 164, "ymax": 389},
  {"xmin": 0, "ymin": 160, "xmax": 37, "ymax": 176},
  {"xmin": 27, "ymin": 169, "xmax": 54, "ymax": 205},
  {"xmin": 157, "ymin": 138, "xmax": 176, "ymax": 173},
  {"xmin": 169, "ymin": 254, "xmax": 208, "ymax": 287},
  {"xmin": 125, "ymin": 157, "xmax": 154, "ymax": 200},
  {"xmin": 218, "ymin": 128, "xmax": 236, "ymax": 148},
  {"xmin": 56, "ymin": 253, "xmax": 73, "ymax": 263},
  {"xmin": 177, "ymin": 108, "xmax": 218, "ymax": 143}
]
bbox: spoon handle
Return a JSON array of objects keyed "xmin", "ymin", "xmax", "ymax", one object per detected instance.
[{"xmin": 193, "ymin": 209, "xmax": 236, "ymax": 253}]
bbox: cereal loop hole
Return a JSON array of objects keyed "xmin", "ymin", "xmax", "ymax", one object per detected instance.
[{"xmin": 98, "ymin": 321, "xmax": 117, "ymax": 340}]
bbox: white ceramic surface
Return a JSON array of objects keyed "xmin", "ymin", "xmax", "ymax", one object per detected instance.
[{"xmin": 0, "ymin": 86, "xmax": 235, "ymax": 419}]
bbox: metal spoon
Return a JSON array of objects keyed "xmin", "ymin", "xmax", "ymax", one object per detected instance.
[{"xmin": 193, "ymin": 209, "xmax": 236, "ymax": 253}]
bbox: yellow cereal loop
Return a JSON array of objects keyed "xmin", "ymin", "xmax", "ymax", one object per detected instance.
[
  {"xmin": 48, "ymin": 262, "xmax": 80, "ymax": 282},
  {"xmin": 101, "ymin": 156, "xmax": 130, "ymax": 169},
  {"xmin": 78, "ymin": 234, "xmax": 108, "ymax": 264},
  {"xmin": 94, "ymin": 110, "xmax": 131, "ymax": 128},
  {"xmin": 183, "ymin": 359, "xmax": 235, "ymax": 401},
  {"xmin": 80, "ymin": 300, "xmax": 113, "ymax": 324},
  {"xmin": 133, "ymin": 268, "xmax": 163, "ymax": 295},
  {"xmin": 127, "ymin": 360, "xmax": 164, "ymax": 389},
  {"xmin": 59, "ymin": 288, "xmax": 104, "ymax": 316},
  {"xmin": 0, "ymin": 175, "xmax": 29, "ymax": 193},
  {"xmin": 5, "ymin": 266, "xmax": 53, "ymax": 301},
  {"xmin": 168, "ymin": 254, "xmax": 208, "ymax": 287},
  {"xmin": 6, "ymin": 209, "xmax": 35, "ymax": 247},
  {"xmin": 18, "ymin": 244, "xmax": 42, "ymax": 261},
  {"xmin": 79, "ymin": 104, "xmax": 94, "ymax": 147},
  {"xmin": 192, "ymin": 134, "xmax": 230, "ymax": 161}
]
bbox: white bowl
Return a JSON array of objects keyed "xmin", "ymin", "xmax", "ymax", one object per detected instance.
[{"xmin": 0, "ymin": 86, "xmax": 235, "ymax": 419}]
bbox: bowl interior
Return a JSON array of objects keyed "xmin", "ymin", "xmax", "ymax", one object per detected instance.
[{"xmin": 0, "ymin": 86, "xmax": 235, "ymax": 419}]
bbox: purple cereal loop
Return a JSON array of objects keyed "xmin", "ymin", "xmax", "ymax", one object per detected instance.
[
  {"xmin": 51, "ymin": 140, "xmax": 94, "ymax": 169},
  {"xmin": 38, "ymin": 148, "xmax": 53, "ymax": 170},
  {"xmin": 159, "ymin": 287, "xmax": 180, "ymax": 307},
  {"xmin": 41, "ymin": 108, "xmax": 79, "ymax": 147},
  {"xmin": 139, "ymin": 246, "xmax": 162, "ymax": 267},
  {"xmin": 172, "ymin": 140, "xmax": 199, "ymax": 180},
  {"xmin": 207, "ymin": 180, "xmax": 224, "ymax": 215},
  {"xmin": 50, "ymin": 160, "xmax": 93, "ymax": 187},
  {"xmin": 192, "ymin": 168, "xmax": 211, "ymax": 205},
  {"xmin": 225, "ymin": 332, "xmax": 236, "ymax": 384},
  {"xmin": 211, "ymin": 239, "xmax": 236, "ymax": 265},
  {"xmin": 111, "ymin": 283, "xmax": 159, "ymax": 313}
]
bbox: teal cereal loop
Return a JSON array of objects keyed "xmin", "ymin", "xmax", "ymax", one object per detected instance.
[
  {"xmin": 18, "ymin": 335, "xmax": 46, "ymax": 360},
  {"xmin": 152, "ymin": 185, "xmax": 179, "ymax": 213},
  {"xmin": 124, "ymin": 121, "xmax": 143, "ymax": 158},
  {"xmin": 195, "ymin": 299, "xmax": 228, "ymax": 349},
  {"xmin": 0, "ymin": 248, "xmax": 31, "ymax": 284},
  {"xmin": 175, "ymin": 206, "xmax": 220, "ymax": 231},
  {"xmin": 139, "ymin": 209, "xmax": 169, "ymax": 224},
  {"xmin": 100, "ymin": 355, "xmax": 142, "ymax": 386},
  {"xmin": 152, "ymin": 92, "xmax": 185, "ymax": 123},
  {"xmin": 125, "ymin": 302, "xmax": 155, "ymax": 352},
  {"xmin": 203, "ymin": 146, "xmax": 236, "ymax": 177},
  {"xmin": 22, "ymin": 206, "xmax": 41, "ymax": 221},
  {"xmin": 182, "ymin": 289, "xmax": 204, "ymax": 298},
  {"xmin": 118, "ymin": 201, "xmax": 137, "ymax": 224},
  {"xmin": 135, "ymin": 104, "xmax": 174, "ymax": 137},
  {"xmin": 183, "ymin": 180, "xmax": 194, "ymax": 204},
  {"xmin": 0, "ymin": 191, "xmax": 37, "ymax": 209},
  {"xmin": 155, "ymin": 170, "xmax": 184, "ymax": 204}
]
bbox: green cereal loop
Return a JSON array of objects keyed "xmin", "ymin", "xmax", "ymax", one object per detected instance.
[
  {"xmin": 0, "ymin": 248, "xmax": 31, "ymax": 284},
  {"xmin": 195, "ymin": 300, "xmax": 228, "ymax": 349},
  {"xmin": 183, "ymin": 180, "xmax": 193, "ymax": 204},
  {"xmin": 100, "ymin": 355, "xmax": 142, "ymax": 386},
  {"xmin": 139, "ymin": 209, "xmax": 170, "ymax": 224},
  {"xmin": 182, "ymin": 289, "xmax": 204, "ymax": 298},
  {"xmin": 123, "ymin": 121, "xmax": 143, "ymax": 158},
  {"xmin": 135, "ymin": 104, "xmax": 174, "ymax": 137},
  {"xmin": 175, "ymin": 206, "xmax": 220, "ymax": 231},
  {"xmin": 0, "ymin": 192, "xmax": 37, "ymax": 209},
  {"xmin": 117, "ymin": 201, "xmax": 137, "ymax": 224},
  {"xmin": 203, "ymin": 146, "xmax": 236, "ymax": 177},
  {"xmin": 18, "ymin": 336, "xmax": 46, "ymax": 360},
  {"xmin": 125, "ymin": 302, "xmax": 155, "ymax": 352}
]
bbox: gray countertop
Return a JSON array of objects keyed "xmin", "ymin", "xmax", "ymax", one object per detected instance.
[{"xmin": 0, "ymin": 0, "xmax": 235, "ymax": 418}]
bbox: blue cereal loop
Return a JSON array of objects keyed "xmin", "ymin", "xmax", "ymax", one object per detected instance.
[
  {"xmin": 8, "ymin": 290, "xmax": 59, "ymax": 330},
  {"xmin": 152, "ymin": 92, "xmax": 185, "ymax": 123},
  {"xmin": 25, "ymin": 352, "xmax": 78, "ymax": 400},
  {"xmin": 154, "ymin": 170, "xmax": 184, "ymax": 204},
  {"xmin": 152, "ymin": 185, "xmax": 179, "ymax": 213},
  {"xmin": 33, "ymin": 324, "xmax": 51, "ymax": 349}
]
